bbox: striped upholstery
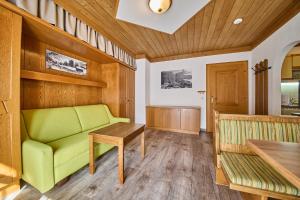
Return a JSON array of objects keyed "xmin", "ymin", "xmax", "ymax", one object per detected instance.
[
  {"xmin": 219, "ymin": 120, "xmax": 300, "ymax": 145},
  {"xmin": 221, "ymin": 152, "xmax": 300, "ymax": 196}
]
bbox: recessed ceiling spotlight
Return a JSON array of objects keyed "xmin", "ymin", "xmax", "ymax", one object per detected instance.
[
  {"xmin": 233, "ymin": 18, "xmax": 243, "ymax": 25},
  {"xmin": 149, "ymin": 0, "xmax": 172, "ymax": 14}
]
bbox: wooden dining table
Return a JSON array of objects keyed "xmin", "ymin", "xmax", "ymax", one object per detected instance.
[{"xmin": 247, "ymin": 140, "xmax": 300, "ymax": 189}]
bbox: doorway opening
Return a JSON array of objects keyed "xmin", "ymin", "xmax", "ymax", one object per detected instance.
[{"xmin": 281, "ymin": 43, "xmax": 300, "ymax": 116}]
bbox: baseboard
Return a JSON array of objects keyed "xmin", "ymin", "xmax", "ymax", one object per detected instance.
[{"xmin": 146, "ymin": 127, "xmax": 199, "ymax": 135}]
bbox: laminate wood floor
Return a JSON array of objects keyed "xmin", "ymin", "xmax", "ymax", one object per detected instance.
[{"xmin": 13, "ymin": 129, "xmax": 242, "ymax": 200}]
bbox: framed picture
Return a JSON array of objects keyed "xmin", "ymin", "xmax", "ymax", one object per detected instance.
[
  {"xmin": 45, "ymin": 49, "xmax": 87, "ymax": 75},
  {"xmin": 161, "ymin": 69, "xmax": 192, "ymax": 89}
]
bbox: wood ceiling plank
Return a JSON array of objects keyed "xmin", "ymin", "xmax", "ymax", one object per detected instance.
[
  {"xmin": 227, "ymin": 0, "xmax": 276, "ymax": 48},
  {"xmin": 193, "ymin": 10, "xmax": 204, "ymax": 52},
  {"xmin": 209, "ymin": 0, "xmax": 235, "ymax": 50},
  {"xmin": 198, "ymin": 1, "xmax": 216, "ymax": 50},
  {"xmin": 187, "ymin": 17, "xmax": 195, "ymax": 53},
  {"xmin": 54, "ymin": 0, "xmax": 298, "ymax": 61},
  {"xmin": 203, "ymin": 0, "xmax": 225, "ymax": 50},
  {"xmin": 238, "ymin": 0, "xmax": 295, "ymax": 46},
  {"xmin": 217, "ymin": 0, "xmax": 257, "ymax": 49},
  {"xmin": 252, "ymin": 0, "xmax": 300, "ymax": 48}
]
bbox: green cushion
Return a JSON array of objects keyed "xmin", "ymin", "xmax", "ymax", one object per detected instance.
[
  {"xmin": 74, "ymin": 104, "xmax": 110, "ymax": 131},
  {"xmin": 219, "ymin": 120, "xmax": 300, "ymax": 145},
  {"xmin": 221, "ymin": 152, "xmax": 300, "ymax": 196},
  {"xmin": 22, "ymin": 107, "xmax": 82, "ymax": 143},
  {"xmin": 48, "ymin": 124, "xmax": 114, "ymax": 168}
]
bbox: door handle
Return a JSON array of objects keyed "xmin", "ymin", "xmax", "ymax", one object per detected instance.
[{"xmin": 2, "ymin": 100, "xmax": 8, "ymax": 113}]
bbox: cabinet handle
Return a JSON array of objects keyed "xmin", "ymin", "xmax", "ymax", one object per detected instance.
[{"xmin": 2, "ymin": 101, "xmax": 8, "ymax": 113}]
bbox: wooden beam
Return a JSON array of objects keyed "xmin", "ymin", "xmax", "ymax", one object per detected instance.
[
  {"xmin": 21, "ymin": 70, "xmax": 107, "ymax": 88},
  {"xmin": 150, "ymin": 46, "xmax": 252, "ymax": 62}
]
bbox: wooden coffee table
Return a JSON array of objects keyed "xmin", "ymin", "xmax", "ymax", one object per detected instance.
[{"xmin": 89, "ymin": 123, "xmax": 145, "ymax": 184}]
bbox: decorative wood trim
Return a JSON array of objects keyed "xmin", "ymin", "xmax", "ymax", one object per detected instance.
[
  {"xmin": 136, "ymin": 54, "xmax": 150, "ymax": 61},
  {"xmin": 218, "ymin": 113, "xmax": 300, "ymax": 123},
  {"xmin": 21, "ymin": 70, "xmax": 107, "ymax": 88},
  {"xmin": 150, "ymin": 46, "xmax": 252, "ymax": 62},
  {"xmin": 0, "ymin": 0, "xmax": 136, "ymax": 70}
]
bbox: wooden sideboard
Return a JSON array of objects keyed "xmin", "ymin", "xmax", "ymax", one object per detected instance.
[{"xmin": 146, "ymin": 106, "xmax": 201, "ymax": 134}]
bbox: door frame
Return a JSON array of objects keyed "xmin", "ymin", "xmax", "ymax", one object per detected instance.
[{"xmin": 206, "ymin": 61, "xmax": 249, "ymax": 133}]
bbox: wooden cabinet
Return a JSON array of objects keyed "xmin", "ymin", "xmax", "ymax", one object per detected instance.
[
  {"xmin": 146, "ymin": 106, "xmax": 201, "ymax": 134},
  {"xmin": 281, "ymin": 56, "xmax": 293, "ymax": 79},
  {"xmin": 0, "ymin": 6, "xmax": 22, "ymax": 197},
  {"xmin": 102, "ymin": 63, "xmax": 135, "ymax": 122},
  {"xmin": 293, "ymin": 55, "xmax": 300, "ymax": 67}
]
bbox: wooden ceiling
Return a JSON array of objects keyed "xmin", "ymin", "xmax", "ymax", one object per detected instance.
[{"xmin": 54, "ymin": 0, "xmax": 300, "ymax": 62}]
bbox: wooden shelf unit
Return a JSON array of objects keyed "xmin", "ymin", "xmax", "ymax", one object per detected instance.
[
  {"xmin": 0, "ymin": 0, "xmax": 135, "ymax": 70},
  {"xmin": 21, "ymin": 70, "xmax": 107, "ymax": 88}
]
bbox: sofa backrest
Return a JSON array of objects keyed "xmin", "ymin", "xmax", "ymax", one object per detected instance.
[
  {"xmin": 214, "ymin": 112, "xmax": 300, "ymax": 155},
  {"xmin": 74, "ymin": 104, "xmax": 110, "ymax": 131},
  {"xmin": 22, "ymin": 107, "xmax": 82, "ymax": 143}
]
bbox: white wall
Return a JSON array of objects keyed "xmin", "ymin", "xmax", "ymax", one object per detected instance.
[
  {"xmin": 135, "ymin": 13, "xmax": 300, "ymax": 129},
  {"xmin": 135, "ymin": 58, "xmax": 150, "ymax": 123},
  {"xmin": 252, "ymin": 13, "xmax": 300, "ymax": 115},
  {"xmin": 148, "ymin": 52, "xmax": 252, "ymax": 129}
]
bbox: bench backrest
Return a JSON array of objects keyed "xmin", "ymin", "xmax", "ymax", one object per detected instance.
[{"xmin": 214, "ymin": 112, "xmax": 300, "ymax": 155}]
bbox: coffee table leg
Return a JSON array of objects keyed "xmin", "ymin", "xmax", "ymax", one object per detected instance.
[
  {"xmin": 118, "ymin": 141, "xmax": 124, "ymax": 184},
  {"xmin": 141, "ymin": 132, "xmax": 145, "ymax": 159},
  {"xmin": 89, "ymin": 135, "xmax": 95, "ymax": 175}
]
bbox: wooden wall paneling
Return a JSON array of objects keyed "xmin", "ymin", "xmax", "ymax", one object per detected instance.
[
  {"xmin": 281, "ymin": 56, "xmax": 293, "ymax": 79},
  {"xmin": 101, "ymin": 63, "xmax": 121, "ymax": 117},
  {"xmin": 0, "ymin": 6, "xmax": 22, "ymax": 197},
  {"xmin": 21, "ymin": 35, "xmax": 103, "ymax": 109}
]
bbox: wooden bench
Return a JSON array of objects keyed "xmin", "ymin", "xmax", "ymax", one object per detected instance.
[{"xmin": 214, "ymin": 111, "xmax": 300, "ymax": 200}]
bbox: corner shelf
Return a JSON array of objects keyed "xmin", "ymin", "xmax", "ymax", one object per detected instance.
[{"xmin": 21, "ymin": 70, "xmax": 107, "ymax": 88}]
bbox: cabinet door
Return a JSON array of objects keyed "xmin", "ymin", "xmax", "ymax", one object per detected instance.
[
  {"xmin": 0, "ymin": 6, "xmax": 22, "ymax": 191},
  {"xmin": 293, "ymin": 55, "xmax": 300, "ymax": 67},
  {"xmin": 180, "ymin": 109, "xmax": 200, "ymax": 133},
  {"xmin": 126, "ymin": 69, "xmax": 135, "ymax": 122},
  {"xmin": 281, "ymin": 56, "xmax": 292, "ymax": 79},
  {"xmin": 119, "ymin": 65, "xmax": 127, "ymax": 118},
  {"xmin": 162, "ymin": 108, "xmax": 181, "ymax": 130}
]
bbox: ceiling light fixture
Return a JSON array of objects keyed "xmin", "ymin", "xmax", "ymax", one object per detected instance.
[
  {"xmin": 233, "ymin": 18, "xmax": 243, "ymax": 25},
  {"xmin": 149, "ymin": 0, "xmax": 172, "ymax": 14}
]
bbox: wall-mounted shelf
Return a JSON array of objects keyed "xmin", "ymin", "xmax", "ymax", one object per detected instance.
[
  {"xmin": 21, "ymin": 70, "xmax": 107, "ymax": 88},
  {"xmin": 0, "ymin": 0, "xmax": 135, "ymax": 70}
]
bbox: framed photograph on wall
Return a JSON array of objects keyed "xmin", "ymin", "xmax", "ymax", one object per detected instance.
[
  {"xmin": 45, "ymin": 49, "xmax": 87, "ymax": 75},
  {"xmin": 161, "ymin": 69, "xmax": 192, "ymax": 89}
]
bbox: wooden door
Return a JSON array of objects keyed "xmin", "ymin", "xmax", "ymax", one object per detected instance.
[
  {"xmin": 206, "ymin": 61, "xmax": 248, "ymax": 132},
  {"xmin": 0, "ymin": 7, "xmax": 22, "ymax": 194}
]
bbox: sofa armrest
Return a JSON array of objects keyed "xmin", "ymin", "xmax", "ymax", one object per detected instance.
[
  {"xmin": 111, "ymin": 117, "xmax": 130, "ymax": 123},
  {"xmin": 22, "ymin": 139, "xmax": 54, "ymax": 193}
]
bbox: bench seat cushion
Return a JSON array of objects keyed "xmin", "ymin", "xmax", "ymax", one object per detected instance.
[{"xmin": 221, "ymin": 152, "xmax": 300, "ymax": 196}]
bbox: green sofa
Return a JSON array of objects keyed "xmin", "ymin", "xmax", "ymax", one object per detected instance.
[{"xmin": 20, "ymin": 104, "xmax": 129, "ymax": 193}]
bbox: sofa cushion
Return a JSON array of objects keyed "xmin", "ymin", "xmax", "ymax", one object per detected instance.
[
  {"xmin": 221, "ymin": 152, "xmax": 300, "ymax": 196},
  {"xmin": 48, "ymin": 124, "xmax": 114, "ymax": 168},
  {"xmin": 74, "ymin": 104, "xmax": 110, "ymax": 131},
  {"xmin": 22, "ymin": 107, "xmax": 82, "ymax": 143},
  {"xmin": 219, "ymin": 120, "xmax": 300, "ymax": 146}
]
